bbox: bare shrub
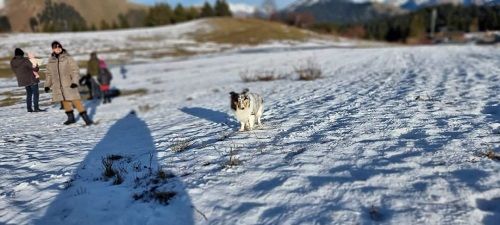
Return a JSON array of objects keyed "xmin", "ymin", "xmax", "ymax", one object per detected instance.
[
  {"xmin": 225, "ymin": 146, "xmax": 241, "ymax": 168},
  {"xmin": 295, "ymin": 59, "xmax": 322, "ymax": 81},
  {"xmin": 240, "ymin": 69, "xmax": 288, "ymax": 82},
  {"xmin": 102, "ymin": 157, "xmax": 116, "ymax": 178},
  {"xmin": 113, "ymin": 172, "xmax": 124, "ymax": 185}
]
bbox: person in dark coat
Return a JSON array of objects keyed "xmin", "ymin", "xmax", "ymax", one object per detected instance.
[
  {"xmin": 98, "ymin": 59, "xmax": 113, "ymax": 104},
  {"xmin": 44, "ymin": 41, "xmax": 93, "ymax": 125},
  {"xmin": 79, "ymin": 52, "xmax": 100, "ymax": 100},
  {"xmin": 10, "ymin": 48, "xmax": 44, "ymax": 112}
]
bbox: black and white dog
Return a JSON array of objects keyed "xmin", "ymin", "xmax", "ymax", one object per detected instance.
[{"xmin": 230, "ymin": 89, "xmax": 264, "ymax": 131}]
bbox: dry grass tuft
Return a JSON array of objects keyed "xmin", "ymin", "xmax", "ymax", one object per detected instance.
[
  {"xmin": 102, "ymin": 157, "xmax": 117, "ymax": 178},
  {"xmin": 225, "ymin": 146, "xmax": 241, "ymax": 168},
  {"xmin": 295, "ymin": 59, "xmax": 323, "ymax": 81},
  {"xmin": 480, "ymin": 150, "xmax": 500, "ymax": 161},
  {"xmin": 171, "ymin": 138, "xmax": 193, "ymax": 153},
  {"xmin": 240, "ymin": 69, "xmax": 288, "ymax": 82}
]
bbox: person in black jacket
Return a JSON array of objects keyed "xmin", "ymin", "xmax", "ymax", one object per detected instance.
[{"xmin": 10, "ymin": 48, "xmax": 44, "ymax": 112}]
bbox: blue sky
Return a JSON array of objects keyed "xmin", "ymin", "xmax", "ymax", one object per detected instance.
[{"xmin": 131, "ymin": 0, "xmax": 297, "ymax": 9}]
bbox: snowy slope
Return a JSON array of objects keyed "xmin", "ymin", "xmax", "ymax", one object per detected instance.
[{"xmin": 1, "ymin": 44, "xmax": 500, "ymax": 225}]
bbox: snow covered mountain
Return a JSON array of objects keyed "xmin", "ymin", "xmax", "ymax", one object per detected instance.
[
  {"xmin": 286, "ymin": 0, "xmax": 500, "ymax": 15},
  {"xmin": 285, "ymin": 0, "xmax": 405, "ymax": 24}
]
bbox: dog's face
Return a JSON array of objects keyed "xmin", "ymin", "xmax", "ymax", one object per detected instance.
[{"xmin": 230, "ymin": 91, "xmax": 250, "ymax": 110}]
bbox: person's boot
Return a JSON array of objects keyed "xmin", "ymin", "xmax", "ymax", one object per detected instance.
[
  {"xmin": 64, "ymin": 111, "xmax": 76, "ymax": 125},
  {"xmin": 80, "ymin": 111, "xmax": 94, "ymax": 126}
]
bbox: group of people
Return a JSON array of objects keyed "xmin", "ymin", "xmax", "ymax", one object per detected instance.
[{"xmin": 10, "ymin": 41, "xmax": 114, "ymax": 126}]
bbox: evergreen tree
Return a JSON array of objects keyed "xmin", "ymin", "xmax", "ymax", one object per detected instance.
[
  {"xmin": 29, "ymin": 17, "xmax": 39, "ymax": 32},
  {"xmin": 409, "ymin": 14, "xmax": 426, "ymax": 38},
  {"xmin": 186, "ymin": 7, "xmax": 200, "ymax": 20},
  {"xmin": 126, "ymin": 9, "xmax": 147, "ymax": 28},
  {"xmin": 100, "ymin": 20, "xmax": 110, "ymax": 30},
  {"xmin": 112, "ymin": 21, "xmax": 119, "ymax": 30},
  {"xmin": 0, "ymin": 16, "xmax": 11, "ymax": 32},
  {"xmin": 214, "ymin": 0, "xmax": 232, "ymax": 17},
  {"xmin": 173, "ymin": 4, "xmax": 187, "ymax": 23},
  {"xmin": 144, "ymin": 3, "xmax": 173, "ymax": 26},
  {"xmin": 118, "ymin": 13, "xmax": 130, "ymax": 29},
  {"xmin": 37, "ymin": 0, "xmax": 87, "ymax": 32},
  {"xmin": 200, "ymin": 2, "xmax": 214, "ymax": 18}
]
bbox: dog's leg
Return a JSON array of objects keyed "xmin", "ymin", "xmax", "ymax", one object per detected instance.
[
  {"xmin": 256, "ymin": 105, "xmax": 263, "ymax": 126},
  {"xmin": 239, "ymin": 122, "xmax": 245, "ymax": 132},
  {"xmin": 248, "ymin": 115, "xmax": 255, "ymax": 130}
]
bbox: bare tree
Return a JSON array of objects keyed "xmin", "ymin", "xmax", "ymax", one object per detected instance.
[{"xmin": 261, "ymin": 0, "xmax": 277, "ymax": 16}]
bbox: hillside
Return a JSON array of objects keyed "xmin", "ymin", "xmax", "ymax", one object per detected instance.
[
  {"xmin": 4, "ymin": 0, "xmax": 145, "ymax": 32},
  {"xmin": 195, "ymin": 18, "xmax": 317, "ymax": 45}
]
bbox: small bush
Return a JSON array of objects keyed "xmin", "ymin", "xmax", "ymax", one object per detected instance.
[{"xmin": 295, "ymin": 59, "xmax": 322, "ymax": 81}]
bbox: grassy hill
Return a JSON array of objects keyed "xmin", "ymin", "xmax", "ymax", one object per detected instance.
[
  {"xmin": 4, "ymin": 0, "xmax": 146, "ymax": 32},
  {"xmin": 195, "ymin": 18, "xmax": 318, "ymax": 45}
]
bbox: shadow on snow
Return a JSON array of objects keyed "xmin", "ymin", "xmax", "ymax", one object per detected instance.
[{"xmin": 34, "ymin": 112, "xmax": 194, "ymax": 225}]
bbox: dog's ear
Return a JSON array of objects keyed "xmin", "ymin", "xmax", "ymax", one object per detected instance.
[
  {"xmin": 230, "ymin": 91, "xmax": 236, "ymax": 96},
  {"xmin": 242, "ymin": 88, "xmax": 249, "ymax": 94}
]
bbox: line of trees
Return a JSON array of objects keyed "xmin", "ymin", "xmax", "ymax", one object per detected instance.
[
  {"xmin": 28, "ymin": 0, "xmax": 232, "ymax": 32},
  {"xmin": 309, "ymin": 4, "xmax": 500, "ymax": 43}
]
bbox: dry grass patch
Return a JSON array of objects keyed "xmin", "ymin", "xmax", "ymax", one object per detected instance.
[
  {"xmin": 240, "ymin": 69, "xmax": 289, "ymax": 82},
  {"xmin": 195, "ymin": 18, "xmax": 313, "ymax": 45},
  {"xmin": 171, "ymin": 138, "xmax": 193, "ymax": 153},
  {"xmin": 0, "ymin": 89, "xmax": 30, "ymax": 108},
  {"xmin": 480, "ymin": 150, "xmax": 500, "ymax": 161},
  {"xmin": 120, "ymin": 88, "xmax": 148, "ymax": 97}
]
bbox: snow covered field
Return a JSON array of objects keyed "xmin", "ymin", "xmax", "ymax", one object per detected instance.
[{"xmin": 0, "ymin": 40, "xmax": 499, "ymax": 224}]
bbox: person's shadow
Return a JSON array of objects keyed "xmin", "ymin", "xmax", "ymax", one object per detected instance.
[{"xmin": 34, "ymin": 112, "xmax": 195, "ymax": 225}]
